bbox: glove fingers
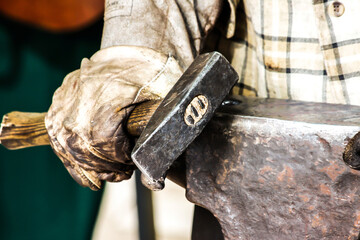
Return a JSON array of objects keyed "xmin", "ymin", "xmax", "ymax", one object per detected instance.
[
  {"xmin": 97, "ymin": 170, "xmax": 133, "ymax": 182},
  {"xmin": 50, "ymin": 140, "xmax": 102, "ymax": 190}
]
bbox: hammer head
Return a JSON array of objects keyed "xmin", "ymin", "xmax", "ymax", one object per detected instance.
[{"xmin": 131, "ymin": 52, "xmax": 238, "ymax": 190}]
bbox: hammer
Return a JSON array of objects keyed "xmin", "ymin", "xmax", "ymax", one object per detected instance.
[{"xmin": 0, "ymin": 52, "xmax": 239, "ymax": 190}]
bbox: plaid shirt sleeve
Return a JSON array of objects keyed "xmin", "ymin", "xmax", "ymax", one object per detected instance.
[{"xmin": 216, "ymin": 0, "xmax": 360, "ymax": 106}]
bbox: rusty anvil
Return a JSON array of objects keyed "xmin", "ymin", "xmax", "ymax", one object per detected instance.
[
  {"xmin": 2, "ymin": 52, "xmax": 360, "ymax": 239},
  {"xmin": 186, "ymin": 97, "xmax": 360, "ymax": 239}
]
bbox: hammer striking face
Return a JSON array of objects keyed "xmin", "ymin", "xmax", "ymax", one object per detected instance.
[{"xmin": 131, "ymin": 52, "xmax": 239, "ymax": 190}]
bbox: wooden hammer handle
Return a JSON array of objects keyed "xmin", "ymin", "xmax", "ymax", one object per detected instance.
[{"xmin": 0, "ymin": 100, "xmax": 161, "ymax": 150}]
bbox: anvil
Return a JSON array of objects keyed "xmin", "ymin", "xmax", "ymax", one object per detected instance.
[{"xmin": 184, "ymin": 96, "xmax": 360, "ymax": 239}]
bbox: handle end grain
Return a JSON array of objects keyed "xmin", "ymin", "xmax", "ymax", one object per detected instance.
[{"xmin": 0, "ymin": 112, "xmax": 49, "ymax": 150}]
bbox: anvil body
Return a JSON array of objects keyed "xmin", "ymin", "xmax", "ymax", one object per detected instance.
[{"xmin": 183, "ymin": 96, "xmax": 360, "ymax": 239}]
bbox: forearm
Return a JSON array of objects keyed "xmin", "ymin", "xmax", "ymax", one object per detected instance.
[{"xmin": 101, "ymin": 0, "xmax": 224, "ymax": 68}]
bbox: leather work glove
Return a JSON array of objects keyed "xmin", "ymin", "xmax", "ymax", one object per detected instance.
[{"xmin": 45, "ymin": 46, "xmax": 183, "ymax": 190}]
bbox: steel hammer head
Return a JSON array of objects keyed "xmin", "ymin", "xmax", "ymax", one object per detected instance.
[{"xmin": 131, "ymin": 52, "xmax": 238, "ymax": 190}]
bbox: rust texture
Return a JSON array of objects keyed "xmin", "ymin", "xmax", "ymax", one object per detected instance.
[{"xmin": 185, "ymin": 97, "xmax": 360, "ymax": 239}]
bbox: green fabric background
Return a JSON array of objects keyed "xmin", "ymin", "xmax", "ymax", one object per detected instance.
[{"xmin": 0, "ymin": 16, "xmax": 103, "ymax": 240}]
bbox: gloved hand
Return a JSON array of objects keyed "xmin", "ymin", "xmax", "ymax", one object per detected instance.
[{"xmin": 45, "ymin": 46, "xmax": 183, "ymax": 190}]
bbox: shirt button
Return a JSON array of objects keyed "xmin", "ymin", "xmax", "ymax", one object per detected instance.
[{"xmin": 329, "ymin": 1, "xmax": 345, "ymax": 17}]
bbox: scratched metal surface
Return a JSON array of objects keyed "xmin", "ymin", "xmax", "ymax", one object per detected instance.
[
  {"xmin": 220, "ymin": 96, "xmax": 360, "ymax": 126},
  {"xmin": 185, "ymin": 97, "xmax": 360, "ymax": 239}
]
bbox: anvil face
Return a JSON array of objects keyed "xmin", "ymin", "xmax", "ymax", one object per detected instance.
[{"xmin": 185, "ymin": 96, "xmax": 360, "ymax": 239}]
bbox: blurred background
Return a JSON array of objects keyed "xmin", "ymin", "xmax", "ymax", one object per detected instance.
[{"xmin": 0, "ymin": 0, "xmax": 193, "ymax": 239}]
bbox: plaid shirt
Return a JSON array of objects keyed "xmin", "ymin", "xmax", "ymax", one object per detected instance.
[{"xmin": 216, "ymin": 0, "xmax": 360, "ymax": 105}]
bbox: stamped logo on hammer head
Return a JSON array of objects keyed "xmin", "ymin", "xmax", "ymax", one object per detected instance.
[{"xmin": 184, "ymin": 95, "xmax": 209, "ymax": 126}]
